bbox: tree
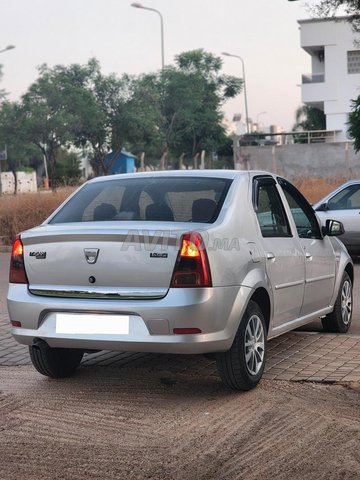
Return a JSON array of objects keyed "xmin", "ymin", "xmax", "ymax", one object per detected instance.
[
  {"xmin": 38, "ymin": 60, "xmax": 165, "ymax": 175},
  {"xmin": 112, "ymin": 73, "xmax": 165, "ymax": 160},
  {"xmin": 158, "ymin": 49, "xmax": 242, "ymax": 166},
  {"xmin": 308, "ymin": 1, "xmax": 360, "ymax": 31},
  {"xmin": 21, "ymin": 64, "xmax": 80, "ymax": 183},
  {"xmin": 348, "ymin": 96, "xmax": 360, "ymax": 151},
  {"xmin": 293, "ymin": 105, "xmax": 326, "ymax": 131},
  {"xmin": 0, "ymin": 66, "xmax": 6, "ymax": 101},
  {"xmin": 53, "ymin": 149, "xmax": 81, "ymax": 186},
  {"xmin": 0, "ymin": 101, "xmax": 42, "ymax": 193}
]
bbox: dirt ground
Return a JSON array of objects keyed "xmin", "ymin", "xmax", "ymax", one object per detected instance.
[{"xmin": 1, "ymin": 365, "xmax": 360, "ymax": 480}]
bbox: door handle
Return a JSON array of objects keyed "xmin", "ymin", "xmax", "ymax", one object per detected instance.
[
  {"xmin": 266, "ymin": 252, "xmax": 275, "ymax": 260},
  {"xmin": 305, "ymin": 252, "xmax": 312, "ymax": 260}
]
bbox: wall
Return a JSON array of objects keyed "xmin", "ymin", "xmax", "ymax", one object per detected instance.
[
  {"xmin": 234, "ymin": 142, "xmax": 360, "ymax": 180},
  {"xmin": 0, "ymin": 171, "xmax": 38, "ymax": 194}
]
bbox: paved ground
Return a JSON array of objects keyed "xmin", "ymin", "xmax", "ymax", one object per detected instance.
[
  {"xmin": 2, "ymin": 252, "xmax": 360, "ymax": 384},
  {"xmin": 2, "ymin": 255, "xmax": 360, "ymax": 479}
]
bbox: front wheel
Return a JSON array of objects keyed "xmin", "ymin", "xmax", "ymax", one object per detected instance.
[
  {"xmin": 216, "ymin": 300, "xmax": 267, "ymax": 391},
  {"xmin": 29, "ymin": 339, "xmax": 84, "ymax": 378},
  {"xmin": 322, "ymin": 272, "xmax": 352, "ymax": 333}
]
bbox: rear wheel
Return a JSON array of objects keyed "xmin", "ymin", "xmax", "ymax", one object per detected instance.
[
  {"xmin": 216, "ymin": 300, "xmax": 267, "ymax": 391},
  {"xmin": 322, "ymin": 272, "xmax": 352, "ymax": 333},
  {"xmin": 29, "ymin": 340, "xmax": 84, "ymax": 378}
]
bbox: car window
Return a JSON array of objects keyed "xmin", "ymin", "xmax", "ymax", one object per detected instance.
[
  {"xmin": 278, "ymin": 178, "xmax": 321, "ymax": 239},
  {"xmin": 254, "ymin": 179, "xmax": 291, "ymax": 237},
  {"xmin": 328, "ymin": 184, "xmax": 360, "ymax": 210},
  {"xmin": 49, "ymin": 176, "xmax": 232, "ymax": 224},
  {"xmin": 82, "ymin": 185, "xmax": 126, "ymax": 221}
]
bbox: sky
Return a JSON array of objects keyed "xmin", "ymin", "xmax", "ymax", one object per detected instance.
[{"xmin": 0, "ymin": 0, "xmax": 318, "ymax": 131}]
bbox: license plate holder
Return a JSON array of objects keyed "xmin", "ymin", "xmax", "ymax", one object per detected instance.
[{"xmin": 55, "ymin": 313, "xmax": 129, "ymax": 335}]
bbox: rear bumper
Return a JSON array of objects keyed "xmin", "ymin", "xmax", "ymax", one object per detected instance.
[{"xmin": 7, "ymin": 284, "xmax": 252, "ymax": 354}]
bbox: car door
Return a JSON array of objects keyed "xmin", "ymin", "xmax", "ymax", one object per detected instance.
[
  {"xmin": 253, "ymin": 176, "xmax": 305, "ymax": 326},
  {"xmin": 278, "ymin": 178, "xmax": 336, "ymax": 316}
]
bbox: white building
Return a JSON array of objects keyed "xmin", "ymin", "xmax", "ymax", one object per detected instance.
[{"xmin": 299, "ymin": 16, "xmax": 360, "ymax": 142}]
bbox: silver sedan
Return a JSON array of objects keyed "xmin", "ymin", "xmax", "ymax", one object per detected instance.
[
  {"xmin": 313, "ymin": 179, "xmax": 360, "ymax": 256},
  {"xmin": 7, "ymin": 170, "xmax": 353, "ymax": 391}
]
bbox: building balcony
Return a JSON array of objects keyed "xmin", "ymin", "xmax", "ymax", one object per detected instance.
[
  {"xmin": 302, "ymin": 73, "xmax": 325, "ymax": 84},
  {"xmin": 301, "ymin": 82, "xmax": 327, "ymax": 104}
]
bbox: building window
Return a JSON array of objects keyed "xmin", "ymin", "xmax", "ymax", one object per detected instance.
[{"xmin": 347, "ymin": 50, "xmax": 360, "ymax": 74}]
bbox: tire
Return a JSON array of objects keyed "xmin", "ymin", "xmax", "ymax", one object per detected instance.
[
  {"xmin": 29, "ymin": 339, "xmax": 84, "ymax": 378},
  {"xmin": 321, "ymin": 272, "xmax": 353, "ymax": 333},
  {"xmin": 216, "ymin": 300, "xmax": 267, "ymax": 391}
]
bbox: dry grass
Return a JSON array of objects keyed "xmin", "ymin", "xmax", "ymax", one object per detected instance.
[
  {"xmin": 0, "ymin": 177, "xmax": 348, "ymax": 246},
  {"xmin": 0, "ymin": 188, "xmax": 74, "ymax": 245},
  {"xmin": 292, "ymin": 177, "xmax": 346, "ymax": 204}
]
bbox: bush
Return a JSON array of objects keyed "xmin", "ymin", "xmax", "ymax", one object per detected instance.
[{"xmin": 0, "ymin": 189, "xmax": 74, "ymax": 245}]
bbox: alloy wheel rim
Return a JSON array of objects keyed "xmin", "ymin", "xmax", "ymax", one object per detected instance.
[
  {"xmin": 341, "ymin": 280, "xmax": 352, "ymax": 325},
  {"xmin": 244, "ymin": 314, "xmax": 265, "ymax": 375}
]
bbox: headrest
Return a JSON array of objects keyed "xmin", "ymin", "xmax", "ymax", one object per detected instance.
[{"xmin": 192, "ymin": 198, "xmax": 216, "ymax": 223}]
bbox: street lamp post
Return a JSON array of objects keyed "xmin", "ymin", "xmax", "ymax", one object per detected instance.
[
  {"xmin": 222, "ymin": 52, "xmax": 250, "ymax": 134},
  {"xmin": 256, "ymin": 111, "xmax": 267, "ymax": 129},
  {"xmin": 0, "ymin": 45, "xmax": 15, "ymax": 54},
  {"xmin": 131, "ymin": 3, "xmax": 164, "ymax": 69}
]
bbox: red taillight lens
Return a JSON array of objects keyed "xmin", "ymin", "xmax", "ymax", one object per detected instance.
[
  {"xmin": 9, "ymin": 236, "xmax": 28, "ymax": 284},
  {"xmin": 10, "ymin": 320, "xmax": 22, "ymax": 327},
  {"xmin": 170, "ymin": 232, "xmax": 212, "ymax": 288},
  {"xmin": 173, "ymin": 328, "xmax": 202, "ymax": 334}
]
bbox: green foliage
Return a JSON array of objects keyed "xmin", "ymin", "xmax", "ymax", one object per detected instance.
[
  {"xmin": 0, "ymin": 65, "xmax": 6, "ymax": 101},
  {"xmin": 53, "ymin": 149, "xmax": 81, "ymax": 186},
  {"xmin": 33, "ymin": 60, "xmax": 164, "ymax": 176},
  {"xmin": 21, "ymin": 64, "xmax": 82, "ymax": 182},
  {"xmin": 310, "ymin": 1, "xmax": 360, "ymax": 31},
  {"xmin": 0, "ymin": 50, "xmax": 242, "ymax": 180},
  {"xmin": 292, "ymin": 105, "xmax": 327, "ymax": 144},
  {"xmin": 0, "ymin": 101, "xmax": 42, "ymax": 171},
  {"xmin": 159, "ymin": 49, "xmax": 242, "ymax": 160},
  {"xmin": 348, "ymin": 96, "xmax": 360, "ymax": 151},
  {"xmin": 18, "ymin": 166, "xmax": 35, "ymax": 173},
  {"xmin": 293, "ymin": 105, "xmax": 326, "ymax": 131}
]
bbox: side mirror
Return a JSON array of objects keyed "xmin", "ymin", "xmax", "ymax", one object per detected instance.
[
  {"xmin": 322, "ymin": 219, "xmax": 345, "ymax": 237},
  {"xmin": 316, "ymin": 202, "xmax": 328, "ymax": 212}
]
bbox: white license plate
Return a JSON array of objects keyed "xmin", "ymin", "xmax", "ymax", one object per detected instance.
[{"xmin": 55, "ymin": 314, "xmax": 129, "ymax": 335}]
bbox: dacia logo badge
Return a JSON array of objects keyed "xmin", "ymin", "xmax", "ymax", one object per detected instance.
[{"xmin": 84, "ymin": 248, "xmax": 99, "ymax": 264}]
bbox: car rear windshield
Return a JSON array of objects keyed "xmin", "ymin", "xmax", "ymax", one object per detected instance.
[{"xmin": 49, "ymin": 176, "xmax": 232, "ymax": 224}]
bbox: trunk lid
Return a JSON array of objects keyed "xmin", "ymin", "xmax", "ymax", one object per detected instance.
[{"xmin": 22, "ymin": 223, "xmax": 188, "ymax": 300}]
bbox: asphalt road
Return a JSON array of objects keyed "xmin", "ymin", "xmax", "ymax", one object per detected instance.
[{"xmin": 1, "ymin": 252, "xmax": 360, "ymax": 334}]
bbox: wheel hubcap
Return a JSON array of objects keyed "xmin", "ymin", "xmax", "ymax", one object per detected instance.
[
  {"xmin": 244, "ymin": 314, "xmax": 265, "ymax": 375},
  {"xmin": 341, "ymin": 280, "xmax": 352, "ymax": 325}
]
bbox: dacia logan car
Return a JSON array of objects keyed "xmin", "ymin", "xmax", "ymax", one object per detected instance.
[{"xmin": 7, "ymin": 171, "xmax": 353, "ymax": 390}]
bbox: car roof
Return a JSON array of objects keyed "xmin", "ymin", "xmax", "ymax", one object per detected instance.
[{"xmin": 86, "ymin": 170, "xmax": 275, "ymax": 184}]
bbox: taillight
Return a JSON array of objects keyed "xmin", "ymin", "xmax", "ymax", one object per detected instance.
[
  {"xmin": 9, "ymin": 235, "xmax": 28, "ymax": 284},
  {"xmin": 170, "ymin": 232, "xmax": 212, "ymax": 288}
]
